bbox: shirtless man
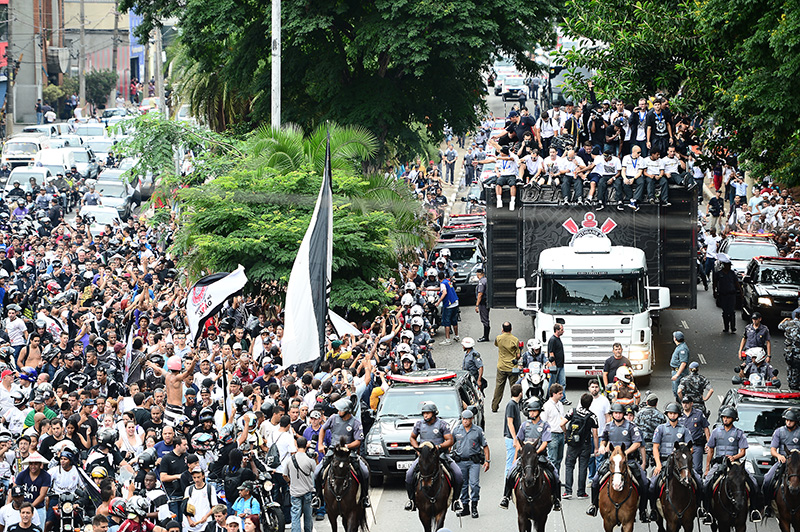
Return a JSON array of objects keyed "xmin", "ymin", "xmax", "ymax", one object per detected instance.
[
  {"xmin": 164, "ymin": 354, "xmax": 196, "ymax": 427},
  {"xmin": 17, "ymin": 334, "xmax": 43, "ymax": 371}
]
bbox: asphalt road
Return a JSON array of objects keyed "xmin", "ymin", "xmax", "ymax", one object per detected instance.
[{"xmin": 314, "ymin": 93, "xmax": 788, "ymax": 532}]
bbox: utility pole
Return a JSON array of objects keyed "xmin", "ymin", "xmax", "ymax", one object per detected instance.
[
  {"xmin": 78, "ymin": 0, "xmax": 85, "ymax": 108},
  {"xmin": 110, "ymin": 1, "xmax": 119, "ymax": 106},
  {"xmin": 154, "ymin": 25, "xmax": 165, "ymax": 115},
  {"xmin": 271, "ymin": 0, "xmax": 280, "ymax": 128},
  {"xmin": 6, "ymin": 0, "xmax": 13, "ymax": 136}
]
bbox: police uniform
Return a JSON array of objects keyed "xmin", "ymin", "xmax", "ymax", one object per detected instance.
[
  {"xmin": 452, "ymin": 419, "xmax": 488, "ymax": 509},
  {"xmin": 742, "ymin": 361, "xmax": 775, "ymax": 382},
  {"xmin": 678, "ymin": 373, "xmax": 711, "ymax": 409},
  {"xmin": 501, "ymin": 418, "xmax": 561, "ymax": 503},
  {"xmin": 520, "ymin": 349, "xmax": 546, "ymax": 368},
  {"xmin": 405, "ymin": 417, "xmax": 464, "ymax": 506},
  {"xmin": 763, "ymin": 424, "xmax": 800, "ymax": 504},
  {"xmin": 312, "ymin": 413, "xmax": 369, "ymax": 505},
  {"xmin": 649, "ymin": 421, "xmax": 702, "ymax": 512},
  {"xmin": 670, "ymin": 342, "xmax": 690, "ymax": 400},
  {"xmin": 714, "ymin": 267, "xmax": 739, "ymax": 332},
  {"xmin": 635, "ymin": 405, "xmax": 665, "ymax": 465},
  {"xmin": 743, "ymin": 323, "xmax": 771, "ymax": 354},
  {"xmin": 590, "ymin": 419, "xmax": 649, "ymax": 517},
  {"xmin": 780, "ymin": 319, "xmax": 800, "ymax": 389},
  {"xmin": 680, "ymin": 407, "xmax": 709, "ymax": 474},
  {"xmin": 703, "ymin": 424, "xmax": 761, "ymax": 514},
  {"xmin": 462, "ymin": 348, "xmax": 484, "ymax": 383}
]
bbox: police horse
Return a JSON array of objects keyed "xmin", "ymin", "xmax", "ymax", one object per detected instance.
[
  {"xmin": 514, "ymin": 440, "xmax": 555, "ymax": 532},
  {"xmin": 414, "ymin": 442, "xmax": 452, "ymax": 532},
  {"xmin": 599, "ymin": 444, "xmax": 639, "ymax": 532},
  {"xmin": 654, "ymin": 442, "xmax": 698, "ymax": 532},
  {"xmin": 776, "ymin": 449, "xmax": 800, "ymax": 532},
  {"xmin": 322, "ymin": 443, "xmax": 369, "ymax": 532},
  {"xmin": 708, "ymin": 458, "xmax": 749, "ymax": 532}
]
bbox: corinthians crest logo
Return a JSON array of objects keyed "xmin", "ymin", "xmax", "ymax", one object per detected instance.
[{"xmin": 562, "ymin": 212, "xmax": 617, "ymax": 246}]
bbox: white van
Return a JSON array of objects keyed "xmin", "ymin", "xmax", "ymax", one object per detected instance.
[
  {"xmin": 1, "ymin": 136, "xmax": 47, "ymax": 168},
  {"xmin": 34, "ymin": 148, "xmax": 76, "ymax": 177}
]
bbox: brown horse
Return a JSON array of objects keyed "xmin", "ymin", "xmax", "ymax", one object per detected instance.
[
  {"xmin": 654, "ymin": 442, "xmax": 697, "ymax": 532},
  {"xmin": 513, "ymin": 439, "xmax": 554, "ymax": 532},
  {"xmin": 776, "ymin": 449, "xmax": 800, "ymax": 532},
  {"xmin": 599, "ymin": 443, "xmax": 639, "ymax": 532},
  {"xmin": 414, "ymin": 442, "xmax": 451, "ymax": 532},
  {"xmin": 708, "ymin": 458, "xmax": 748, "ymax": 532},
  {"xmin": 322, "ymin": 442, "xmax": 368, "ymax": 532}
]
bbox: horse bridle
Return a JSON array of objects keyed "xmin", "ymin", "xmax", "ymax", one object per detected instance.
[
  {"xmin": 717, "ymin": 465, "xmax": 746, "ymax": 519},
  {"xmin": 327, "ymin": 457, "xmax": 353, "ymax": 503},
  {"xmin": 664, "ymin": 455, "xmax": 694, "ymax": 520},
  {"xmin": 520, "ymin": 460, "xmax": 544, "ymax": 503},
  {"xmin": 606, "ymin": 452, "xmax": 634, "ymax": 526},
  {"xmin": 417, "ymin": 460, "xmax": 444, "ymax": 504}
]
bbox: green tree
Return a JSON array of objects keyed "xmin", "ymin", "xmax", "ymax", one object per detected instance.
[
  {"xmin": 85, "ymin": 70, "xmax": 119, "ymax": 107},
  {"xmin": 119, "ymin": 0, "xmax": 561, "ymax": 162}
]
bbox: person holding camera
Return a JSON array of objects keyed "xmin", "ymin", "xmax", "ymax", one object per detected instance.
[{"xmin": 452, "ymin": 409, "xmax": 490, "ymax": 518}]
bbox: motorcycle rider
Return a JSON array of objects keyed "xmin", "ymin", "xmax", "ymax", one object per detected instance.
[
  {"xmin": 403, "ymin": 402, "xmax": 464, "ymax": 513},
  {"xmin": 702, "ymin": 406, "xmax": 762, "ymax": 524},
  {"xmin": 609, "ymin": 366, "xmax": 641, "ymax": 408},
  {"xmin": 586, "ymin": 402, "xmax": 651, "ymax": 522},
  {"xmin": 118, "ymin": 496, "xmax": 169, "ymax": 532},
  {"xmin": 520, "ymin": 339, "xmax": 546, "ymax": 367},
  {"xmin": 44, "ymin": 450, "xmax": 81, "ymax": 532},
  {"xmin": 403, "ymin": 281, "xmax": 425, "ymax": 307},
  {"xmin": 762, "ymin": 408, "xmax": 800, "ymax": 517},
  {"xmin": 738, "ymin": 347, "xmax": 776, "ymax": 385},
  {"xmin": 461, "ymin": 337, "xmax": 484, "ymax": 387},
  {"xmin": 499, "ymin": 399, "xmax": 562, "ymax": 511},
  {"xmin": 311, "ymin": 398, "xmax": 370, "ymax": 509}
]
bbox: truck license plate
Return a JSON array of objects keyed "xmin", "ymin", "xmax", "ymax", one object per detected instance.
[
  {"xmin": 585, "ymin": 370, "xmax": 602, "ymax": 376},
  {"xmin": 782, "ymin": 311, "xmax": 793, "ymax": 317},
  {"xmin": 396, "ymin": 461, "xmax": 414, "ymax": 470}
]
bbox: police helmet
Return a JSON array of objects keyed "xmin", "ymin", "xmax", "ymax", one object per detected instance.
[
  {"xmin": 746, "ymin": 346, "xmax": 767, "ymax": 364},
  {"xmin": 784, "ymin": 408, "xmax": 799, "ymax": 422},
  {"xmin": 610, "ymin": 403, "xmax": 626, "ymax": 414},
  {"xmin": 400, "ymin": 353, "xmax": 416, "ymax": 365},
  {"xmin": 524, "ymin": 399, "xmax": 543, "ymax": 413},
  {"xmin": 664, "ymin": 402, "xmax": 681, "ymax": 414},
  {"xmin": 400, "ymin": 330, "xmax": 414, "ymax": 341},
  {"xmin": 421, "ymin": 402, "xmax": 439, "ymax": 415},
  {"xmin": 334, "ymin": 398, "xmax": 353, "ymax": 414},
  {"xmin": 719, "ymin": 406, "xmax": 739, "ymax": 421},
  {"xmin": 405, "ymin": 282, "xmax": 417, "ymax": 292},
  {"xmin": 137, "ymin": 448, "xmax": 157, "ymax": 470},
  {"xmin": 401, "ymin": 294, "xmax": 414, "ymax": 307}
]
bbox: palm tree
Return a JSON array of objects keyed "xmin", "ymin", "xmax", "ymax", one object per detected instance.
[{"xmin": 247, "ymin": 122, "xmax": 378, "ymax": 175}]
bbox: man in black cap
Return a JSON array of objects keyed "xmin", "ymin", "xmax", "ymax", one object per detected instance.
[
  {"xmin": 0, "ymin": 485, "xmax": 42, "ymax": 531},
  {"xmin": 739, "ymin": 312, "xmax": 771, "ymax": 362}
]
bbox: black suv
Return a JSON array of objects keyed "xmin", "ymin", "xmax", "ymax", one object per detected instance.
[
  {"xmin": 429, "ymin": 237, "xmax": 486, "ymax": 301},
  {"xmin": 364, "ymin": 369, "xmax": 485, "ymax": 485},
  {"xmin": 718, "ymin": 386, "xmax": 800, "ymax": 483},
  {"xmin": 741, "ymin": 256, "xmax": 800, "ymax": 322}
]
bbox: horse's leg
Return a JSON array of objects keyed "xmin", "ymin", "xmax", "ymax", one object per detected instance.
[
  {"xmin": 327, "ymin": 511, "xmax": 338, "ymax": 532},
  {"xmin": 418, "ymin": 509, "xmax": 430, "ymax": 532},
  {"xmin": 516, "ymin": 512, "xmax": 528, "ymax": 532}
]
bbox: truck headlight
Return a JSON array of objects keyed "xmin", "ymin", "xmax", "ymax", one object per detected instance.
[
  {"xmin": 468, "ymin": 275, "xmax": 478, "ymax": 283},
  {"xmin": 367, "ymin": 442, "xmax": 383, "ymax": 456},
  {"xmin": 629, "ymin": 349, "xmax": 649, "ymax": 361},
  {"xmin": 757, "ymin": 296, "xmax": 773, "ymax": 307}
]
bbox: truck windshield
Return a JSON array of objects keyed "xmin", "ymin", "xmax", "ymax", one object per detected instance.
[{"xmin": 541, "ymin": 274, "xmax": 645, "ymax": 315}]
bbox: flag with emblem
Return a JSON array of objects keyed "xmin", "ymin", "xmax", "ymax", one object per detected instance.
[
  {"xmin": 282, "ymin": 131, "xmax": 334, "ymax": 367},
  {"xmin": 186, "ymin": 265, "xmax": 248, "ymax": 343}
]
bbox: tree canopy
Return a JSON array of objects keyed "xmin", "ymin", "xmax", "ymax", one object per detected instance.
[{"xmin": 119, "ymin": 0, "xmax": 561, "ymax": 161}]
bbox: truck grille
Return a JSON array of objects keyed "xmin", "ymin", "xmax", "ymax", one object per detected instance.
[{"xmin": 561, "ymin": 327, "xmax": 632, "ymax": 364}]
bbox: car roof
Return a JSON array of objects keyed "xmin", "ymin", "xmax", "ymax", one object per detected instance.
[
  {"xmin": 386, "ymin": 369, "xmax": 471, "ymax": 389},
  {"xmin": 752, "ymin": 256, "xmax": 800, "ymax": 265}
]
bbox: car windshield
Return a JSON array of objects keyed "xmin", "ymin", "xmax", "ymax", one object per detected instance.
[
  {"xmin": 541, "ymin": 274, "xmax": 646, "ymax": 315},
  {"xmin": 759, "ymin": 266, "xmax": 800, "ymax": 285},
  {"xmin": 83, "ymin": 209, "xmax": 118, "ymax": 225},
  {"xmin": 41, "ymin": 165, "xmax": 62, "ymax": 176},
  {"xmin": 737, "ymin": 405, "xmax": 789, "ymax": 436},
  {"xmin": 86, "ymin": 141, "xmax": 113, "ymax": 153},
  {"xmin": 2, "ymin": 142, "xmax": 39, "ymax": 155},
  {"xmin": 438, "ymin": 246, "xmax": 478, "ymax": 263},
  {"xmin": 377, "ymin": 389, "xmax": 461, "ymax": 419},
  {"xmin": 71, "ymin": 151, "xmax": 90, "ymax": 163},
  {"xmin": 76, "ymin": 126, "xmax": 106, "ymax": 137},
  {"xmin": 101, "ymin": 109, "xmax": 125, "ymax": 118},
  {"xmin": 97, "ymin": 182, "xmax": 126, "ymax": 198},
  {"xmin": 727, "ymin": 242, "xmax": 778, "ymax": 261},
  {"xmin": 5, "ymin": 181, "xmax": 34, "ymax": 194}
]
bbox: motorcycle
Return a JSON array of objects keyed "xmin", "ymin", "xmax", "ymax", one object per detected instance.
[
  {"xmin": 252, "ymin": 473, "xmax": 286, "ymax": 532},
  {"xmin": 52, "ymin": 491, "xmax": 85, "ymax": 532},
  {"xmin": 422, "ymin": 290, "xmax": 441, "ymax": 334},
  {"xmin": 514, "ymin": 361, "xmax": 550, "ymax": 402}
]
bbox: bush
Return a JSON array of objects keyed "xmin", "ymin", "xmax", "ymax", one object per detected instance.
[
  {"xmin": 85, "ymin": 70, "xmax": 118, "ymax": 107},
  {"xmin": 42, "ymin": 84, "xmax": 64, "ymax": 107}
]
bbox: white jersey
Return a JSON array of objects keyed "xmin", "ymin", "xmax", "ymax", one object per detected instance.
[
  {"xmin": 621, "ymin": 155, "xmax": 644, "ymax": 179},
  {"xmin": 592, "ymin": 155, "xmax": 622, "ymax": 176},
  {"xmin": 0, "ymin": 502, "xmax": 41, "ymax": 529}
]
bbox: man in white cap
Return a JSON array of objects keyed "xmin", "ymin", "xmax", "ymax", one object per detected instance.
[
  {"xmin": 461, "ymin": 338, "xmax": 483, "ymax": 388},
  {"xmin": 712, "ymin": 253, "xmax": 741, "ymax": 334},
  {"xmin": 12, "ymin": 452, "xmax": 50, "ymax": 525}
]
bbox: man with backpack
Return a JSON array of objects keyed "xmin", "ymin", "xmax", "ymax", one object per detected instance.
[{"xmin": 562, "ymin": 393, "xmax": 599, "ymax": 499}]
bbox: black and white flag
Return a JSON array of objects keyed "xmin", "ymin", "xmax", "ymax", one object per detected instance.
[{"xmin": 186, "ymin": 265, "xmax": 248, "ymax": 343}]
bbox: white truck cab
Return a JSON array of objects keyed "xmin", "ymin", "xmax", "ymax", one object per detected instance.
[{"xmin": 515, "ymin": 234, "xmax": 670, "ymax": 380}]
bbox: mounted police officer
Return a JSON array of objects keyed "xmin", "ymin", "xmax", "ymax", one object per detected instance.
[
  {"xmin": 461, "ymin": 337, "xmax": 484, "ymax": 388},
  {"xmin": 499, "ymin": 399, "xmax": 562, "ymax": 511},
  {"xmin": 763, "ymin": 408, "xmax": 800, "ymax": 516},
  {"xmin": 311, "ymin": 398, "xmax": 371, "ymax": 509},
  {"xmin": 635, "ymin": 393, "xmax": 665, "ymax": 467},
  {"xmin": 586, "ymin": 402, "xmax": 651, "ymax": 522},
  {"xmin": 647, "ymin": 402, "xmax": 702, "ymax": 520},
  {"xmin": 679, "ymin": 396, "xmax": 709, "ymax": 475},
  {"xmin": 404, "ymin": 402, "xmax": 464, "ymax": 514},
  {"xmin": 520, "ymin": 339, "xmax": 546, "ymax": 368},
  {"xmin": 701, "ymin": 406, "xmax": 762, "ymax": 524},
  {"xmin": 677, "ymin": 362, "xmax": 713, "ymax": 416}
]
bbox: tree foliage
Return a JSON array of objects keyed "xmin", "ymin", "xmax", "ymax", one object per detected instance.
[
  {"xmin": 85, "ymin": 70, "xmax": 119, "ymax": 107},
  {"xmin": 559, "ymin": 0, "xmax": 800, "ymax": 185},
  {"xmin": 118, "ymin": 0, "xmax": 560, "ymax": 162}
]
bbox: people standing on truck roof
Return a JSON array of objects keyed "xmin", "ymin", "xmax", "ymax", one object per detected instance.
[
  {"xmin": 618, "ymin": 145, "xmax": 645, "ymax": 212},
  {"xmin": 474, "ymin": 266, "xmax": 490, "ymax": 342},
  {"xmin": 602, "ymin": 343, "xmax": 631, "ymax": 390},
  {"xmin": 491, "ymin": 322, "xmax": 520, "ymax": 413},
  {"xmin": 547, "ymin": 324, "xmax": 570, "ymax": 406},
  {"xmin": 713, "ymin": 253, "xmax": 741, "ymax": 334},
  {"xmin": 645, "ymin": 98, "xmax": 674, "ymax": 159}
]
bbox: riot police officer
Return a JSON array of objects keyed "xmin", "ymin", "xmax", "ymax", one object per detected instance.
[
  {"xmin": 404, "ymin": 403, "xmax": 464, "ymax": 513},
  {"xmin": 648, "ymin": 402, "xmax": 702, "ymax": 520},
  {"xmin": 311, "ymin": 398, "xmax": 371, "ymax": 509},
  {"xmin": 762, "ymin": 408, "xmax": 800, "ymax": 515},
  {"xmin": 679, "ymin": 396, "xmax": 710, "ymax": 475},
  {"xmin": 452, "ymin": 409, "xmax": 489, "ymax": 518},
  {"xmin": 702, "ymin": 406, "xmax": 762, "ymax": 524},
  {"xmin": 738, "ymin": 347, "xmax": 776, "ymax": 384},
  {"xmin": 779, "ymin": 316, "xmax": 800, "ymax": 389},
  {"xmin": 499, "ymin": 399, "xmax": 562, "ymax": 511},
  {"xmin": 461, "ymin": 337, "xmax": 483, "ymax": 386},
  {"xmin": 586, "ymin": 402, "xmax": 650, "ymax": 522},
  {"xmin": 677, "ymin": 362, "xmax": 713, "ymax": 415}
]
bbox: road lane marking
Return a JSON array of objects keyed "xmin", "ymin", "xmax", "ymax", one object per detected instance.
[
  {"xmin": 718, "ymin": 395, "xmax": 724, "ymax": 403},
  {"xmin": 698, "ymin": 354, "xmax": 707, "ymax": 364},
  {"xmin": 372, "ymin": 486, "xmax": 383, "ymax": 512},
  {"xmin": 681, "ymin": 320, "xmax": 689, "ymax": 329}
]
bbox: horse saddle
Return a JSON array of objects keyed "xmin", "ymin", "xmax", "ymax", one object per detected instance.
[
  {"xmin": 710, "ymin": 473, "xmax": 750, "ymax": 497},
  {"xmin": 600, "ymin": 466, "xmax": 641, "ymax": 491}
]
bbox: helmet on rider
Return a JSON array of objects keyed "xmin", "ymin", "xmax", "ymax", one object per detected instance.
[
  {"xmin": 664, "ymin": 402, "xmax": 681, "ymax": 414},
  {"xmin": 615, "ymin": 366, "xmax": 632, "ymax": 384},
  {"xmin": 410, "ymin": 306, "xmax": 424, "ymax": 318},
  {"xmin": 719, "ymin": 406, "xmax": 738, "ymax": 421},
  {"xmin": 610, "ymin": 403, "xmax": 626, "ymax": 414},
  {"xmin": 11, "ymin": 391, "xmax": 25, "ymax": 407},
  {"xmin": 426, "ymin": 268, "xmax": 438, "ymax": 279},
  {"xmin": 747, "ymin": 347, "xmax": 767, "ymax": 364},
  {"xmin": 405, "ymin": 281, "xmax": 417, "ymax": 292},
  {"xmin": 128, "ymin": 495, "xmax": 149, "ymax": 518},
  {"xmin": 440, "ymin": 249, "xmax": 451, "ymax": 258},
  {"xmin": 19, "ymin": 367, "xmax": 37, "ymax": 383},
  {"xmin": 421, "ymin": 402, "xmax": 439, "ymax": 416},
  {"xmin": 199, "ymin": 408, "xmax": 215, "ymax": 423},
  {"xmin": 401, "ymin": 294, "xmax": 414, "ymax": 307},
  {"xmin": 46, "ymin": 281, "xmax": 60, "ymax": 295},
  {"xmin": 191, "ymin": 432, "xmax": 214, "ymax": 452},
  {"xmin": 400, "ymin": 330, "xmax": 414, "ymax": 341},
  {"xmin": 109, "ymin": 497, "xmax": 128, "ymax": 519},
  {"xmin": 91, "ymin": 466, "xmax": 109, "ymax": 479},
  {"xmin": 400, "ymin": 354, "xmax": 416, "ymax": 365},
  {"xmin": 524, "ymin": 399, "xmax": 543, "ymax": 415},
  {"xmin": 98, "ymin": 428, "xmax": 118, "ymax": 448},
  {"xmin": 138, "ymin": 448, "xmax": 157, "ymax": 470},
  {"xmin": 410, "ymin": 316, "xmax": 424, "ymax": 328},
  {"xmin": 396, "ymin": 343, "xmax": 411, "ymax": 354},
  {"xmin": 260, "ymin": 399, "xmax": 275, "ymax": 419},
  {"xmin": 219, "ymin": 423, "xmax": 237, "ymax": 445},
  {"xmin": 527, "ymin": 339, "xmax": 542, "ymax": 351}
]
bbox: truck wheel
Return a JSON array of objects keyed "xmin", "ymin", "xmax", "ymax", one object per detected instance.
[{"xmin": 370, "ymin": 473, "xmax": 384, "ymax": 487}]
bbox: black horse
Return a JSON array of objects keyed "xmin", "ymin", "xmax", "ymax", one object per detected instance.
[
  {"xmin": 708, "ymin": 458, "xmax": 749, "ymax": 532},
  {"xmin": 514, "ymin": 439, "xmax": 554, "ymax": 532},
  {"xmin": 322, "ymin": 442, "xmax": 368, "ymax": 532},
  {"xmin": 776, "ymin": 449, "xmax": 800, "ymax": 532},
  {"xmin": 654, "ymin": 442, "xmax": 697, "ymax": 532},
  {"xmin": 414, "ymin": 442, "xmax": 451, "ymax": 532}
]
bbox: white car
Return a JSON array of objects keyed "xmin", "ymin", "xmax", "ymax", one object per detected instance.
[
  {"xmin": 74, "ymin": 124, "xmax": 109, "ymax": 140},
  {"xmin": 79, "ymin": 205, "xmax": 122, "ymax": 237},
  {"xmin": 3, "ymin": 167, "xmax": 52, "ymax": 201}
]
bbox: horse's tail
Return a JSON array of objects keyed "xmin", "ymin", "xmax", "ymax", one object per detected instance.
[{"xmin": 356, "ymin": 505, "xmax": 370, "ymax": 532}]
